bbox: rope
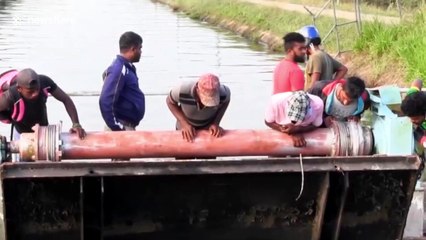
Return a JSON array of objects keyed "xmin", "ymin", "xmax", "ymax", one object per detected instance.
[{"xmin": 295, "ymin": 153, "xmax": 305, "ymax": 201}]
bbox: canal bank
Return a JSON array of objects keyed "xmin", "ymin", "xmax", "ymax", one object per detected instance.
[{"xmin": 155, "ymin": 0, "xmax": 426, "ymax": 86}]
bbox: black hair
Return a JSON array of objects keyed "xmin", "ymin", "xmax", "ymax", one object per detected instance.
[
  {"xmin": 119, "ymin": 31, "xmax": 143, "ymax": 52},
  {"xmin": 401, "ymin": 91, "xmax": 426, "ymax": 117},
  {"xmin": 342, "ymin": 76, "xmax": 366, "ymax": 99},
  {"xmin": 283, "ymin": 32, "xmax": 305, "ymax": 52},
  {"xmin": 309, "ymin": 37, "xmax": 321, "ymax": 46}
]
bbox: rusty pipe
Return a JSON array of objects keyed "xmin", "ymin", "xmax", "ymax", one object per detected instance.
[{"xmin": 12, "ymin": 121, "xmax": 373, "ymax": 162}]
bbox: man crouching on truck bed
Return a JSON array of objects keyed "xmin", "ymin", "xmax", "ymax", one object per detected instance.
[
  {"xmin": 264, "ymin": 91, "xmax": 324, "ymax": 147},
  {"xmin": 166, "ymin": 73, "xmax": 231, "ymax": 142},
  {"xmin": 308, "ymin": 76, "xmax": 370, "ymax": 127},
  {"xmin": 0, "ymin": 68, "xmax": 86, "ymax": 140},
  {"xmin": 401, "ymin": 79, "xmax": 426, "ymax": 164}
]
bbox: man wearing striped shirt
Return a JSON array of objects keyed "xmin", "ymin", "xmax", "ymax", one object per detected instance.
[{"xmin": 166, "ymin": 74, "xmax": 231, "ymax": 142}]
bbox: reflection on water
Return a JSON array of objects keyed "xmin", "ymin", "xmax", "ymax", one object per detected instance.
[{"xmin": 0, "ymin": 0, "xmax": 282, "ymax": 137}]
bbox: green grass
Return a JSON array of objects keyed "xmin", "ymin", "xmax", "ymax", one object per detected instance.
[
  {"xmin": 171, "ymin": 0, "xmax": 359, "ymax": 53},
  {"xmin": 274, "ymin": 0, "xmax": 411, "ymax": 18},
  {"xmin": 354, "ymin": 10, "xmax": 426, "ymax": 81},
  {"xmin": 164, "ymin": 0, "xmax": 426, "ymax": 83}
]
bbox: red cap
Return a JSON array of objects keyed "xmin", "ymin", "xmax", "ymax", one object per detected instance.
[{"xmin": 197, "ymin": 73, "xmax": 220, "ymax": 107}]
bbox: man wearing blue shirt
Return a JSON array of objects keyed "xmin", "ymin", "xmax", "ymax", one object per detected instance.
[{"xmin": 100, "ymin": 31, "xmax": 145, "ymax": 132}]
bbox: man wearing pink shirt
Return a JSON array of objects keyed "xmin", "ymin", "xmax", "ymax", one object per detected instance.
[
  {"xmin": 272, "ymin": 32, "xmax": 307, "ymax": 94},
  {"xmin": 265, "ymin": 91, "xmax": 324, "ymax": 147}
]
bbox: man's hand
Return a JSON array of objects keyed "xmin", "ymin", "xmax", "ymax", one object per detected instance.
[
  {"xmin": 209, "ymin": 124, "xmax": 223, "ymax": 138},
  {"xmin": 70, "ymin": 123, "xmax": 86, "ymax": 139},
  {"xmin": 347, "ymin": 116, "xmax": 360, "ymax": 122},
  {"xmin": 292, "ymin": 134, "xmax": 306, "ymax": 147},
  {"xmin": 420, "ymin": 136, "xmax": 426, "ymax": 148},
  {"xmin": 280, "ymin": 123, "xmax": 297, "ymax": 134},
  {"xmin": 324, "ymin": 116, "xmax": 335, "ymax": 127},
  {"xmin": 181, "ymin": 121, "xmax": 196, "ymax": 142}
]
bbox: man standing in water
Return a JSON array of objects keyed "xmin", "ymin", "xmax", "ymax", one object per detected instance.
[{"xmin": 272, "ymin": 32, "xmax": 307, "ymax": 94}]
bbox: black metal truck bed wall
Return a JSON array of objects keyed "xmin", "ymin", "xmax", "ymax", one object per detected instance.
[{"xmin": 0, "ymin": 156, "xmax": 420, "ymax": 240}]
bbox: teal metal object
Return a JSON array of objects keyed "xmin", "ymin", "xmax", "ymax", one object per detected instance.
[{"xmin": 368, "ymin": 86, "xmax": 414, "ymax": 155}]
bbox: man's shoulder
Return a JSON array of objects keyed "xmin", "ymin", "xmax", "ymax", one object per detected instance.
[
  {"xmin": 220, "ymin": 84, "xmax": 231, "ymax": 95},
  {"xmin": 107, "ymin": 57, "xmax": 126, "ymax": 74},
  {"xmin": 307, "ymin": 94, "xmax": 324, "ymax": 107},
  {"xmin": 38, "ymin": 74, "xmax": 53, "ymax": 82},
  {"xmin": 310, "ymin": 51, "xmax": 328, "ymax": 62},
  {"xmin": 38, "ymin": 74, "xmax": 57, "ymax": 89},
  {"xmin": 172, "ymin": 81, "xmax": 196, "ymax": 96}
]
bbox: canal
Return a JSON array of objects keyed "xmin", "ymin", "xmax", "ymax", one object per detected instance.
[{"xmin": 0, "ymin": 0, "xmax": 281, "ymax": 137}]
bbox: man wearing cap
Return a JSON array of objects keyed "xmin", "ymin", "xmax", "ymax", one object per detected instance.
[
  {"xmin": 166, "ymin": 73, "xmax": 231, "ymax": 142},
  {"xmin": 0, "ymin": 68, "xmax": 86, "ymax": 140},
  {"xmin": 264, "ymin": 91, "xmax": 324, "ymax": 147},
  {"xmin": 298, "ymin": 25, "xmax": 347, "ymax": 91}
]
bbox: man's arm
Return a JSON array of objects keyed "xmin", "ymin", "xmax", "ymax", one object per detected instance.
[
  {"xmin": 290, "ymin": 69, "xmax": 305, "ymax": 91},
  {"xmin": 166, "ymin": 95, "xmax": 190, "ymax": 125},
  {"xmin": 99, "ymin": 68, "xmax": 125, "ymax": 131},
  {"xmin": 0, "ymin": 92, "xmax": 10, "ymax": 112},
  {"xmin": 306, "ymin": 54, "xmax": 322, "ymax": 88},
  {"xmin": 333, "ymin": 65, "xmax": 348, "ymax": 81},
  {"xmin": 212, "ymin": 90, "xmax": 231, "ymax": 126},
  {"xmin": 265, "ymin": 120, "xmax": 284, "ymax": 132},
  {"xmin": 166, "ymin": 92, "xmax": 197, "ymax": 142},
  {"xmin": 331, "ymin": 58, "xmax": 347, "ymax": 81},
  {"xmin": 51, "ymin": 87, "xmax": 80, "ymax": 125},
  {"xmin": 51, "ymin": 87, "xmax": 86, "ymax": 139},
  {"xmin": 281, "ymin": 124, "xmax": 317, "ymax": 134},
  {"xmin": 310, "ymin": 72, "xmax": 321, "ymax": 85}
]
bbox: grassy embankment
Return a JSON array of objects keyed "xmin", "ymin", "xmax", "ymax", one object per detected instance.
[{"xmin": 158, "ymin": 0, "xmax": 426, "ymax": 86}]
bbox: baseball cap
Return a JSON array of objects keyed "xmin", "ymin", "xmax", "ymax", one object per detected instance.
[
  {"xmin": 16, "ymin": 68, "xmax": 40, "ymax": 89},
  {"xmin": 287, "ymin": 91, "xmax": 311, "ymax": 123},
  {"xmin": 197, "ymin": 73, "xmax": 220, "ymax": 107}
]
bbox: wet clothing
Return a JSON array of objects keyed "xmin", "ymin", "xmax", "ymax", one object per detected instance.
[
  {"xmin": 0, "ymin": 75, "xmax": 57, "ymax": 133},
  {"xmin": 169, "ymin": 81, "xmax": 231, "ymax": 129},
  {"xmin": 272, "ymin": 59, "xmax": 304, "ymax": 94},
  {"xmin": 305, "ymin": 50, "xmax": 343, "ymax": 90},
  {"xmin": 100, "ymin": 55, "xmax": 145, "ymax": 131}
]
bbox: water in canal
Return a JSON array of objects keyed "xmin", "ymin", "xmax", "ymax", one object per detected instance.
[{"xmin": 0, "ymin": 0, "xmax": 282, "ymax": 137}]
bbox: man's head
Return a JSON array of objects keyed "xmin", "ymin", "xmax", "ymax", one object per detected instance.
[
  {"xmin": 337, "ymin": 76, "xmax": 366, "ymax": 105},
  {"xmin": 287, "ymin": 91, "xmax": 311, "ymax": 124},
  {"xmin": 196, "ymin": 73, "xmax": 220, "ymax": 107},
  {"xmin": 298, "ymin": 25, "xmax": 321, "ymax": 56},
  {"xmin": 283, "ymin": 32, "xmax": 307, "ymax": 63},
  {"xmin": 119, "ymin": 31, "xmax": 143, "ymax": 63},
  {"xmin": 16, "ymin": 68, "xmax": 40, "ymax": 100},
  {"xmin": 401, "ymin": 91, "xmax": 426, "ymax": 127}
]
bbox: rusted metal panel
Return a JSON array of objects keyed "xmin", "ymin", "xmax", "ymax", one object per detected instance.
[
  {"xmin": 3, "ymin": 173, "xmax": 328, "ymax": 240},
  {"xmin": 399, "ymin": 172, "xmax": 420, "ymax": 238},
  {"xmin": 0, "ymin": 179, "xmax": 6, "ymax": 240},
  {"xmin": 321, "ymin": 171, "xmax": 419, "ymax": 240},
  {"xmin": 311, "ymin": 172, "xmax": 329, "ymax": 240},
  {"xmin": 0, "ymin": 156, "xmax": 420, "ymax": 179}
]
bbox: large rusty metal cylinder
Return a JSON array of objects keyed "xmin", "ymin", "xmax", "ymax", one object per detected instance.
[{"xmin": 13, "ymin": 121, "xmax": 373, "ymax": 162}]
